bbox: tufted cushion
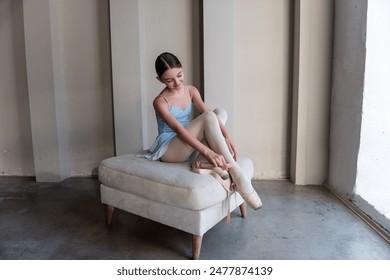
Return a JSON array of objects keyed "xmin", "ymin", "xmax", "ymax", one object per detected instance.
[{"xmin": 98, "ymin": 154, "xmax": 253, "ymax": 211}]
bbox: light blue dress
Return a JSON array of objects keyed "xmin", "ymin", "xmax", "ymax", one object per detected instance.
[{"xmin": 143, "ymin": 102, "xmax": 193, "ymax": 160}]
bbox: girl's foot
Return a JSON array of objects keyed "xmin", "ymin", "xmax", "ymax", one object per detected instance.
[
  {"xmin": 191, "ymin": 161, "xmax": 232, "ymax": 193},
  {"xmin": 228, "ymin": 168, "xmax": 262, "ymax": 210},
  {"xmin": 192, "ymin": 161, "xmax": 229, "ymax": 180}
]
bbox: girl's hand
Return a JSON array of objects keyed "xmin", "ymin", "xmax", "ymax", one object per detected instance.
[
  {"xmin": 204, "ymin": 149, "xmax": 227, "ymax": 168},
  {"xmin": 225, "ymin": 136, "xmax": 238, "ymax": 161}
]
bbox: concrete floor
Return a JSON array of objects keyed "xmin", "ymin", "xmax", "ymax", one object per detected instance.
[{"xmin": 0, "ymin": 177, "xmax": 389, "ymax": 260}]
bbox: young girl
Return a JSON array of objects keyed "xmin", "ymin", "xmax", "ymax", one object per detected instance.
[{"xmin": 144, "ymin": 52, "xmax": 262, "ymax": 210}]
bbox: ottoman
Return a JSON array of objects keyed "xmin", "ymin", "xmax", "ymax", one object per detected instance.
[{"xmin": 98, "ymin": 154, "xmax": 254, "ymax": 259}]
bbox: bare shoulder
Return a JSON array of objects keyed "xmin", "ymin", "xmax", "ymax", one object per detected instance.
[
  {"xmin": 187, "ymin": 85, "xmax": 201, "ymax": 98},
  {"xmin": 153, "ymin": 94, "xmax": 167, "ymax": 110},
  {"xmin": 188, "ymin": 85, "xmax": 209, "ymax": 112}
]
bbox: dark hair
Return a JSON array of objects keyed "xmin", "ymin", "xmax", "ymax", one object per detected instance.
[{"xmin": 155, "ymin": 52, "xmax": 182, "ymax": 78}]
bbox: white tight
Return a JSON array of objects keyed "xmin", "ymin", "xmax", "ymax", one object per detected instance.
[
  {"xmin": 161, "ymin": 108, "xmax": 258, "ymax": 199},
  {"xmin": 161, "ymin": 108, "xmax": 239, "ymax": 170}
]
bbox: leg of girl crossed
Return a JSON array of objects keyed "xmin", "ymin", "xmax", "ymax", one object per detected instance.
[{"xmin": 161, "ymin": 109, "xmax": 262, "ymax": 210}]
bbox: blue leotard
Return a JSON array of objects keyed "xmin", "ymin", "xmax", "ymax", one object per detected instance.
[{"xmin": 143, "ymin": 102, "xmax": 193, "ymax": 160}]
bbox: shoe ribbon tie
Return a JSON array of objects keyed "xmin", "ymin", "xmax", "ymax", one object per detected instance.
[{"xmin": 191, "ymin": 161, "xmax": 235, "ymax": 224}]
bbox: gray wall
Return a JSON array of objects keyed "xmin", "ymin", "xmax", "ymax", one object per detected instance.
[
  {"xmin": 328, "ymin": 0, "xmax": 390, "ymax": 233},
  {"xmin": 0, "ymin": 0, "xmax": 114, "ymax": 179},
  {"xmin": 233, "ymin": 0, "xmax": 293, "ymax": 179},
  {"xmin": 0, "ymin": 0, "xmax": 35, "ymax": 176},
  {"xmin": 1, "ymin": 0, "xmax": 333, "ymax": 184},
  {"xmin": 61, "ymin": 0, "xmax": 114, "ymax": 176},
  {"xmin": 110, "ymin": 0, "xmax": 333, "ymax": 182},
  {"xmin": 328, "ymin": 0, "xmax": 368, "ymax": 197}
]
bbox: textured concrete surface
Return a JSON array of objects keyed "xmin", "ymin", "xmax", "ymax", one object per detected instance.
[{"xmin": 0, "ymin": 177, "xmax": 389, "ymax": 260}]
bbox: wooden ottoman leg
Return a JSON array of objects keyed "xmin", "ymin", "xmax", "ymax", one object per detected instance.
[
  {"xmin": 192, "ymin": 235, "xmax": 203, "ymax": 260},
  {"xmin": 106, "ymin": 204, "xmax": 115, "ymax": 226},
  {"xmin": 239, "ymin": 202, "xmax": 247, "ymax": 218}
]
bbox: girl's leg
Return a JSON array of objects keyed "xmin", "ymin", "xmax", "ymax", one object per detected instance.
[
  {"xmin": 161, "ymin": 109, "xmax": 232, "ymax": 163},
  {"xmin": 161, "ymin": 109, "xmax": 262, "ymax": 210},
  {"xmin": 192, "ymin": 108, "xmax": 228, "ymax": 163},
  {"xmin": 192, "ymin": 109, "xmax": 230, "ymax": 179}
]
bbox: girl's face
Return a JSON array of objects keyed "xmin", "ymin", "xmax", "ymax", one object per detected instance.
[{"xmin": 159, "ymin": 67, "xmax": 184, "ymax": 90}]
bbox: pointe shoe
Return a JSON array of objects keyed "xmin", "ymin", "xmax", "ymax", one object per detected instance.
[
  {"xmin": 191, "ymin": 161, "xmax": 230, "ymax": 180},
  {"xmin": 191, "ymin": 161, "xmax": 232, "ymax": 194},
  {"xmin": 227, "ymin": 167, "xmax": 262, "ymax": 210},
  {"xmin": 233, "ymin": 184, "xmax": 262, "ymax": 210},
  {"xmin": 191, "ymin": 160, "xmax": 233, "ymax": 223}
]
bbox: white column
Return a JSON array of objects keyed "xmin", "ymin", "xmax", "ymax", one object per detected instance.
[
  {"xmin": 23, "ymin": 0, "xmax": 70, "ymax": 182},
  {"xmin": 290, "ymin": 0, "xmax": 333, "ymax": 185},
  {"xmin": 109, "ymin": 0, "xmax": 144, "ymax": 155},
  {"xmin": 203, "ymin": 0, "xmax": 235, "ymax": 133}
]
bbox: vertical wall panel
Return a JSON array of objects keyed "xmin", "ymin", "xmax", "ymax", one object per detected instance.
[
  {"xmin": 23, "ymin": 0, "xmax": 70, "ymax": 182},
  {"xmin": 290, "ymin": 0, "xmax": 333, "ymax": 184},
  {"xmin": 203, "ymin": 0, "xmax": 234, "ymax": 133},
  {"xmin": 0, "ymin": 0, "xmax": 34, "ymax": 176},
  {"xmin": 328, "ymin": 0, "xmax": 367, "ymax": 195},
  {"xmin": 109, "ymin": 0, "xmax": 144, "ymax": 155},
  {"xmin": 233, "ymin": 0, "xmax": 292, "ymax": 179},
  {"xmin": 110, "ymin": 0, "xmax": 200, "ymax": 153},
  {"xmin": 62, "ymin": 0, "xmax": 114, "ymax": 175}
]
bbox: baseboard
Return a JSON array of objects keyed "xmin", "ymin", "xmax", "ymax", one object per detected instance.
[{"xmin": 324, "ymin": 184, "xmax": 390, "ymax": 244}]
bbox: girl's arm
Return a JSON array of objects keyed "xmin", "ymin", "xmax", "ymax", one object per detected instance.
[{"xmin": 189, "ymin": 86, "xmax": 238, "ymax": 160}]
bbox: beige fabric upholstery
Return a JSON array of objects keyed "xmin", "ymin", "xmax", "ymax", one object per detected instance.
[
  {"xmin": 99, "ymin": 154, "xmax": 253, "ymax": 211},
  {"xmin": 99, "ymin": 154, "xmax": 253, "ymax": 236},
  {"xmin": 100, "ymin": 184, "xmax": 244, "ymax": 236}
]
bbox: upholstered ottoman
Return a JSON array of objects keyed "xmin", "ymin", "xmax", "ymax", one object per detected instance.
[{"xmin": 98, "ymin": 154, "xmax": 254, "ymax": 259}]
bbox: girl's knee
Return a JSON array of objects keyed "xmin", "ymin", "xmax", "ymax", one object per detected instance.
[
  {"xmin": 213, "ymin": 108, "xmax": 227, "ymax": 124},
  {"xmin": 200, "ymin": 110, "xmax": 218, "ymax": 124}
]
